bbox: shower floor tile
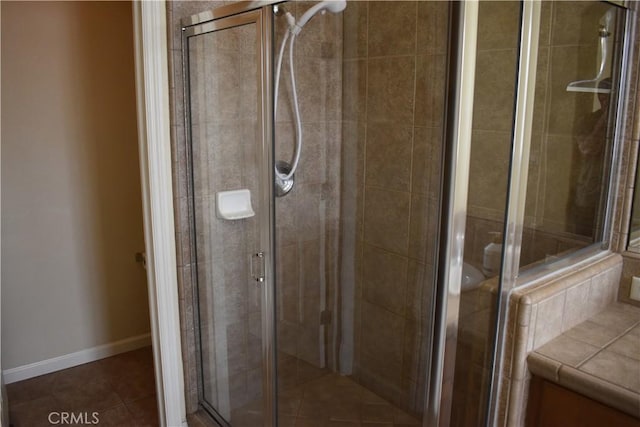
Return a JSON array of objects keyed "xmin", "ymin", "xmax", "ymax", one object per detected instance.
[
  {"xmin": 231, "ymin": 369, "xmax": 422, "ymax": 427},
  {"xmin": 6, "ymin": 346, "xmax": 158, "ymax": 427}
]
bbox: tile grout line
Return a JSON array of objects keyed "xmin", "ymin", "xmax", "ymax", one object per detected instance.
[{"xmin": 574, "ymin": 318, "xmax": 640, "ymax": 369}]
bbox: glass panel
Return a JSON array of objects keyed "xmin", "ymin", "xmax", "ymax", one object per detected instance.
[
  {"xmin": 186, "ymin": 19, "xmax": 265, "ymax": 426},
  {"xmin": 273, "ymin": 1, "xmax": 449, "ymax": 424},
  {"xmin": 452, "ymin": 2, "xmax": 521, "ymax": 425},
  {"xmin": 521, "ymin": 1, "xmax": 624, "ymax": 269}
]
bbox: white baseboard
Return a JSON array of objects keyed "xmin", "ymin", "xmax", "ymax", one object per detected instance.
[{"xmin": 3, "ymin": 333, "xmax": 152, "ymax": 384}]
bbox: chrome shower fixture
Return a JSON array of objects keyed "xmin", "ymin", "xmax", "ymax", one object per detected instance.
[
  {"xmin": 273, "ymin": 1, "xmax": 347, "ymax": 197},
  {"xmin": 274, "ymin": 161, "xmax": 294, "ymax": 197},
  {"xmin": 292, "ymin": 0, "xmax": 347, "ymax": 33},
  {"xmin": 566, "ymin": 9, "xmax": 614, "ymax": 94}
]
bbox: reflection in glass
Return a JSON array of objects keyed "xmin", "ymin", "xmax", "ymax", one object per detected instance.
[
  {"xmin": 520, "ymin": 1, "xmax": 622, "ymax": 269},
  {"xmin": 572, "ymin": 78, "xmax": 611, "ymax": 236}
]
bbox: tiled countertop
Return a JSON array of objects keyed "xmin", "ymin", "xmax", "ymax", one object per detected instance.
[{"xmin": 527, "ymin": 302, "xmax": 640, "ymax": 418}]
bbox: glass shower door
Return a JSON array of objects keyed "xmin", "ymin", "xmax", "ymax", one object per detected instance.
[
  {"xmin": 272, "ymin": 1, "xmax": 449, "ymax": 425},
  {"xmin": 184, "ymin": 8, "xmax": 275, "ymax": 427}
]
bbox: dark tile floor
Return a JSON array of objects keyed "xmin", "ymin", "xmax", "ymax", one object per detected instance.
[{"xmin": 7, "ymin": 347, "xmax": 158, "ymax": 427}]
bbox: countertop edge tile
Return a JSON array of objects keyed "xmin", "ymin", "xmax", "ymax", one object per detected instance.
[
  {"xmin": 527, "ymin": 352, "xmax": 561, "ymax": 382},
  {"xmin": 557, "ymin": 365, "xmax": 640, "ymax": 419},
  {"xmin": 526, "ymin": 303, "xmax": 640, "ymax": 420}
]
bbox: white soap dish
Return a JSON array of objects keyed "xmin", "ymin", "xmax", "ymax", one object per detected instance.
[{"xmin": 216, "ymin": 189, "xmax": 255, "ymax": 220}]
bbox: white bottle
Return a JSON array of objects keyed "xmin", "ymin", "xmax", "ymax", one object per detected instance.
[{"xmin": 482, "ymin": 232, "xmax": 503, "ymax": 277}]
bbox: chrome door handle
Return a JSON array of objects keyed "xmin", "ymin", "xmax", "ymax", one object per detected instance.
[{"xmin": 252, "ymin": 251, "xmax": 265, "ymax": 283}]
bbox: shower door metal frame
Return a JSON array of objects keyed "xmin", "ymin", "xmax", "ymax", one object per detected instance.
[
  {"xmin": 182, "ymin": 5, "xmax": 277, "ymax": 426},
  {"xmin": 485, "ymin": 1, "xmax": 541, "ymax": 425},
  {"xmin": 426, "ymin": 1, "xmax": 479, "ymax": 426}
]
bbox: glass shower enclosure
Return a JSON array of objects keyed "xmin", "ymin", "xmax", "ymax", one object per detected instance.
[
  {"xmin": 180, "ymin": 1, "xmax": 633, "ymax": 426},
  {"xmin": 183, "ymin": 2, "xmax": 452, "ymax": 424}
]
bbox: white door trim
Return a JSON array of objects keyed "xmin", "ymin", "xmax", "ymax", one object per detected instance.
[{"xmin": 132, "ymin": 2, "xmax": 187, "ymax": 426}]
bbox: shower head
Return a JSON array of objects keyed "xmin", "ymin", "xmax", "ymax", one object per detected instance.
[{"xmin": 291, "ymin": 1, "xmax": 346, "ymax": 34}]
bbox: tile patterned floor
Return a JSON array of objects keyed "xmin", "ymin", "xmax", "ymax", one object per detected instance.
[
  {"xmin": 7, "ymin": 347, "xmax": 158, "ymax": 427},
  {"xmin": 229, "ymin": 372, "xmax": 422, "ymax": 427},
  {"xmin": 11, "ymin": 347, "xmax": 420, "ymax": 427}
]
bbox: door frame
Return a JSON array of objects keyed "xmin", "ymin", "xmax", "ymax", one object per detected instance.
[
  {"xmin": 132, "ymin": 2, "xmax": 187, "ymax": 426},
  {"xmin": 181, "ymin": 5, "xmax": 277, "ymax": 424}
]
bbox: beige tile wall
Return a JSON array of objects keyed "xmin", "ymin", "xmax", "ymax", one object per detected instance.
[
  {"xmin": 341, "ymin": 1, "xmax": 447, "ymax": 415},
  {"xmin": 451, "ymin": 4, "xmax": 520, "ymax": 425},
  {"xmin": 466, "ymin": 2, "xmax": 619, "ymax": 270},
  {"xmin": 612, "ymin": 4, "xmax": 640, "ymax": 308},
  {"xmin": 172, "ymin": 3, "xmax": 267, "ymax": 417},
  {"xmin": 168, "ymin": 0, "xmax": 296, "ymax": 416},
  {"xmin": 272, "ymin": 1, "xmax": 343, "ymax": 381},
  {"xmin": 496, "ymin": 4, "xmax": 640, "ymax": 426},
  {"xmin": 166, "ymin": 0, "xmax": 640, "ymax": 423},
  {"xmin": 450, "ymin": 283, "xmax": 497, "ymax": 427},
  {"xmin": 190, "ymin": 22, "xmax": 265, "ymax": 418},
  {"xmin": 167, "ymin": 0, "xmax": 228, "ymax": 414},
  {"xmin": 166, "ymin": 0, "xmax": 345, "ymax": 415},
  {"xmin": 526, "ymin": 1, "xmax": 609, "ymax": 237},
  {"xmin": 467, "ymin": 1, "xmax": 520, "ymax": 221},
  {"xmin": 501, "ymin": 253, "xmax": 623, "ymax": 426},
  {"xmin": 465, "ymin": 217, "xmax": 591, "ymax": 273}
]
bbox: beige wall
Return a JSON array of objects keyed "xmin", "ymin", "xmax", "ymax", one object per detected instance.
[{"xmin": 1, "ymin": 1, "xmax": 149, "ymax": 370}]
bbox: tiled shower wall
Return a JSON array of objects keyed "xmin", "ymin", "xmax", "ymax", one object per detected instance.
[
  {"xmin": 464, "ymin": 1, "xmax": 520, "ymax": 271},
  {"xmin": 341, "ymin": 1, "xmax": 448, "ymax": 414},
  {"xmin": 501, "ymin": 253, "xmax": 623, "ymax": 426},
  {"xmin": 613, "ymin": 4, "xmax": 640, "ymax": 309},
  {"xmin": 450, "ymin": 6, "xmax": 521, "ymax": 422},
  {"xmin": 165, "ymin": 0, "xmax": 640, "ymax": 421},
  {"xmin": 188, "ymin": 21, "xmax": 264, "ymax": 418},
  {"xmin": 166, "ymin": 0, "xmax": 344, "ymax": 414},
  {"xmin": 466, "ymin": 2, "xmax": 615, "ymax": 271},
  {"xmin": 170, "ymin": 0, "xmax": 449, "ymax": 417},
  {"xmin": 499, "ymin": 6, "xmax": 640, "ymax": 426},
  {"xmin": 452, "ymin": 2, "xmax": 628, "ymax": 425},
  {"xmin": 272, "ymin": 1, "xmax": 343, "ymax": 384},
  {"xmin": 168, "ymin": 0, "xmax": 243, "ymax": 414},
  {"xmin": 526, "ymin": 2, "xmax": 614, "ymax": 237}
]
